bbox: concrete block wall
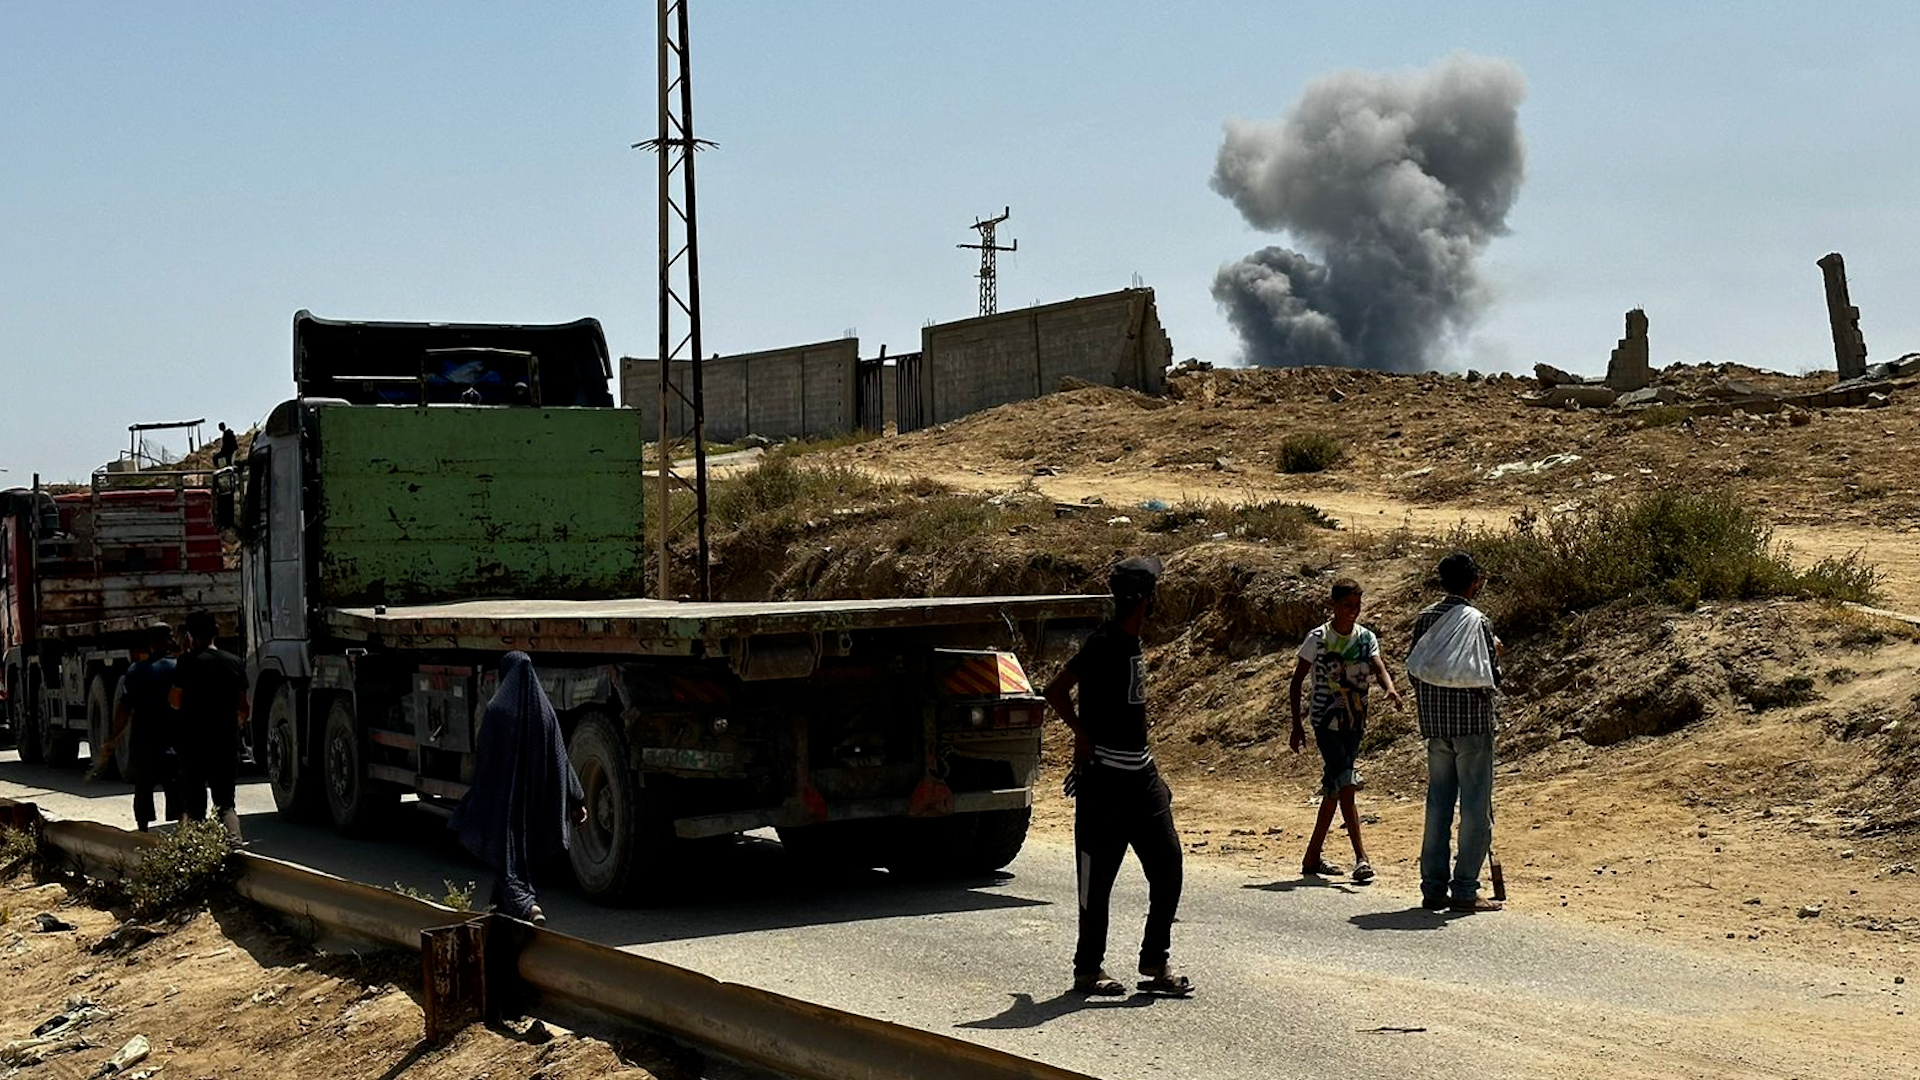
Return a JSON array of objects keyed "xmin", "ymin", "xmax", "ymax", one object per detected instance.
[
  {"xmin": 620, "ymin": 338, "xmax": 860, "ymax": 442},
  {"xmin": 916, "ymin": 288, "xmax": 1170, "ymax": 428}
]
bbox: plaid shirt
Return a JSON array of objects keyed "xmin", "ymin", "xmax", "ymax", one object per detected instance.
[{"xmin": 1409, "ymin": 595, "xmax": 1500, "ymax": 738}]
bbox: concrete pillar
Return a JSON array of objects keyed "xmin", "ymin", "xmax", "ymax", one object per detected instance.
[
  {"xmin": 1606, "ymin": 308, "xmax": 1652, "ymax": 391},
  {"xmin": 1817, "ymin": 253, "xmax": 1869, "ymax": 380}
]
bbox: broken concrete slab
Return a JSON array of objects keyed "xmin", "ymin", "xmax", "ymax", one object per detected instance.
[
  {"xmin": 1524, "ymin": 385, "xmax": 1619, "ymax": 409},
  {"xmin": 1534, "ymin": 363, "xmax": 1583, "ymax": 388},
  {"xmin": 1615, "ymin": 386, "xmax": 1685, "ymax": 408}
]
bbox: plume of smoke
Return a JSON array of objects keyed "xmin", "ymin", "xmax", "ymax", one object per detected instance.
[{"xmin": 1211, "ymin": 54, "xmax": 1526, "ymax": 371}]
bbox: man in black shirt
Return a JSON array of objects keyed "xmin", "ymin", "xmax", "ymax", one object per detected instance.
[
  {"xmin": 213, "ymin": 423, "xmax": 239, "ymax": 468},
  {"xmin": 1043, "ymin": 555, "xmax": 1191, "ymax": 997},
  {"xmin": 169, "ymin": 611, "xmax": 250, "ymax": 842}
]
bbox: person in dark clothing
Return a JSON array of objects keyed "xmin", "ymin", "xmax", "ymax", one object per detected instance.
[
  {"xmin": 213, "ymin": 423, "xmax": 238, "ymax": 468},
  {"xmin": 1043, "ymin": 555, "xmax": 1191, "ymax": 997},
  {"xmin": 169, "ymin": 611, "xmax": 250, "ymax": 842},
  {"xmin": 98, "ymin": 622, "xmax": 180, "ymax": 832},
  {"xmin": 449, "ymin": 652, "xmax": 586, "ymax": 925}
]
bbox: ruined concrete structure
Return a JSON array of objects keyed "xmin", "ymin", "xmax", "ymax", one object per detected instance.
[
  {"xmin": 1605, "ymin": 308, "xmax": 1651, "ymax": 392},
  {"xmin": 907, "ymin": 288, "xmax": 1170, "ymax": 432},
  {"xmin": 622, "ymin": 338, "xmax": 860, "ymax": 443},
  {"xmin": 1817, "ymin": 253, "xmax": 1869, "ymax": 380},
  {"xmin": 620, "ymin": 287, "xmax": 1171, "ymax": 442}
]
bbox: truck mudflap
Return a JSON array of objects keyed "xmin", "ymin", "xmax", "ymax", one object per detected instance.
[{"xmin": 671, "ymin": 786, "xmax": 1032, "ymax": 840}]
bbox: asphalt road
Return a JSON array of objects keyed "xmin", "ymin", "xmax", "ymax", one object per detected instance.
[{"xmin": 1, "ymin": 755, "xmax": 1907, "ymax": 1080}]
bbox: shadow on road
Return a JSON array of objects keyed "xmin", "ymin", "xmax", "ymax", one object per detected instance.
[
  {"xmin": 957, "ymin": 989, "xmax": 1160, "ymax": 1030},
  {"xmin": 0, "ymin": 758, "xmax": 131, "ymax": 800},
  {"xmin": 1242, "ymin": 877, "xmax": 1361, "ymax": 895},
  {"xmin": 225, "ymin": 801, "xmax": 1052, "ymax": 947},
  {"xmin": 1348, "ymin": 907, "xmax": 1462, "ymax": 932}
]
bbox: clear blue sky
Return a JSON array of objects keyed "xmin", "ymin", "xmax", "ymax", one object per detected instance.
[{"xmin": 4, "ymin": 1, "xmax": 1916, "ymax": 481}]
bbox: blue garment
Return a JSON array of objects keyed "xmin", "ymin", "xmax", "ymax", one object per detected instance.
[
  {"xmin": 449, "ymin": 652, "xmax": 583, "ymax": 919},
  {"xmin": 120, "ymin": 657, "xmax": 177, "ymax": 775},
  {"xmin": 1421, "ymin": 732, "xmax": 1496, "ymax": 903}
]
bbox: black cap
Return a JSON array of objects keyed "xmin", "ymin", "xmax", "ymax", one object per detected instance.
[
  {"xmin": 146, "ymin": 621, "xmax": 174, "ymax": 645},
  {"xmin": 1109, "ymin": 555, "xmax": 1164, "ymax": 600},
  {"xmin": 1437, "ymin": 551, "xmax": 1484, "ymax": 592}
]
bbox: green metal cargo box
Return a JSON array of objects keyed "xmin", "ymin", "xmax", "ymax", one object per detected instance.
[{"xmin": 312, "ymin": 404, "xmax": 645, "ymax": 608}]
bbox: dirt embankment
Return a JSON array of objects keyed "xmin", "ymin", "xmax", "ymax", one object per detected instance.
[
  {"xmin": 0, "ymin": 874, "xmax": 685, "ymax": 1080},
  {"xmin": 681, "ymin": 363, "xmax": 1920, "ymax": 972}
]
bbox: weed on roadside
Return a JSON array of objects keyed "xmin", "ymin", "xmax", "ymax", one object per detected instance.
[
  {"xmin": 393, "ymin": 880, "xmax": 477, "ymax": 911},
  {"xmin": 0, "ymin": 826, "xmax": 37, "ymax": 877},
  {"xmin": 126, "ymin": 820, "xmax": 234, "ymax": 920},
  {"xmin": 711, "ymin": 457, "xmax": 895, "ymax": 527},
  {"xmin": 1277, "ymin": 432, "xmax": 1346, "ymax": 474}
]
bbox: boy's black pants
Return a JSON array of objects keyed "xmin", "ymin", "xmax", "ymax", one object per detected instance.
[{"xmin": 1072, "ymin": 767, "xmax": 1183, "ymax": 976}]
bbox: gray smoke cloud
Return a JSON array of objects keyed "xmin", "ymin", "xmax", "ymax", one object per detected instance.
[{"xmin": 1210, "ymin": 54, "xmax": 1526, "ymax": 371}]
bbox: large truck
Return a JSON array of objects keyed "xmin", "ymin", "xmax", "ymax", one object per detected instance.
[
  {"xmin": 2, "ymin": 470, "xmax": 241, "ymax": 776},
  {"xmin": 241, "ymin": 312, "xmax": 1106, "ymax": 901}
]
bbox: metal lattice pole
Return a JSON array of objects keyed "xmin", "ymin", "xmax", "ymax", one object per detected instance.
[
  {"xmin": 958, "ymin": 206, "xmax": 1016, "ymax": 316},
  {"xmin": 638, "ymin": 0, "xmax": 714, "ymax": 600}
]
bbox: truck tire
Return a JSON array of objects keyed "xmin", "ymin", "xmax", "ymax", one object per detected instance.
[
  {"xmin": 956, "ymin": 806, "xmax": 1032, "ymax": 874},
  {"xmin": 321, "ymin": 695, "xmax": 397, "ymax": 836},
  {"xmin": 40, "ymin": 678, "xmax": 78, "ymax": 767},
  {"xmin": 567, "ymin": 709, "xmax": 660, "ymax": 904},
  {"xmin": 85, "ymin": 676, "xmax": 128, "ymax": 782},
  {"xmin": 11, "ymin": 671, "xmax": 42, "ymax": 765},
  {"xmin": 265, "ymin": 684, "xmax": 324, "ymax": 822}
]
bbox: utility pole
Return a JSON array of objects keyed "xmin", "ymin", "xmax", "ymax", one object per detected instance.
[
  {"xmin": 958, "ymin": 206, "xmax": 1016, "ymax": 316},
  {"xmin": 635, "ymin": 0, "xmax": 715, "ymax": 600}
]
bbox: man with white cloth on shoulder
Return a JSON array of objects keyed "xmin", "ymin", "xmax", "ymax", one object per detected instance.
[{"xmin": 1405, "ymin": 551, "xmax": 1505, "ymax": 913}]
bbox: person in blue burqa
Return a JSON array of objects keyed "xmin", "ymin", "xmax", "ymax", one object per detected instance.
[{"xmin": 450, "ymin": 652, "xmax": 585, "ymax": 925}]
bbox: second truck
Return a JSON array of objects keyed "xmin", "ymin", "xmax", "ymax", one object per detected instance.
[{"xmin": 239, "ymin": 311, "xmax": 1107, "ymax": 901}]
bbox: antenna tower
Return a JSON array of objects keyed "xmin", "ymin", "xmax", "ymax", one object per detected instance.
[
  {"xmin": 958, "ymin": 206, "xmax": 1017, "ymax": 316},
  {"xmin": 635, "ymin": 0, "xmax": 715, "ymax": 600}
]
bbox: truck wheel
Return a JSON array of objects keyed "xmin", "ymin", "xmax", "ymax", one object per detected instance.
[
  {"xmin": 266, "ymin": 684, "xmax": 324, "ymax": 822},
  {"xmin": 12, "ymin": 671, "xmax": 42, "ymax": 765},
  {"xmin": 85, "ymin": 676, "xmax": 126, "ymax": 782},
  {"xmin": 321, "ymin": 695, "xmax": 396, "ymax": 837},
  {"xmin": 40, "ymin": 679, "xmax": 78, "ymax": 767},
  {"xmin": 956, "ymin": 806, "xmax": 1032, "ymax": 874},
  {"xmin": 567, "ymin": 710, "xmax": 658, "ymax": 904}
]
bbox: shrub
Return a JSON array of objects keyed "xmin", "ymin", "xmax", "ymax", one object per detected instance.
[
  {"xmin": 126, "ymin": 820, "xmax": 233, "ymax": 919},
  {"xmin": 1277, "ymin": 432, "xmax": 1346, "ymax": 474},
  {"xmin": 711, "ymin": 457, "xmax": 893, "ymax": 528},
  {"xmin": 0, "ymin": 826, "xmax": 36, "ymax": 876},
  {"xmin": 1448, "ymin": 490, "xmax": 1883, "ymax": 634},
  {"xmin": 1148, "ymin": 499, "xmax": 1337, "ymax": 545}
]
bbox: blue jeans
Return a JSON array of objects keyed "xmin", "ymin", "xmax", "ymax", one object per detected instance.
[{"xmin": 1421, "ymin": 732, "xmax": 1495, "ymax": 902}]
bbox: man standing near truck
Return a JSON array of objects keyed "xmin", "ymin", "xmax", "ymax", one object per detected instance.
[
  {"xmin": 1043, "ymin": 556, "xmax": 1192, "ymax": 997},
  {"xmin": 169, "ymin": 611, "xmax": 249, "ymax": 843},
  {"xmin": 97, "ymin": 622, "xmax": 180, "ymax": 832}
]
